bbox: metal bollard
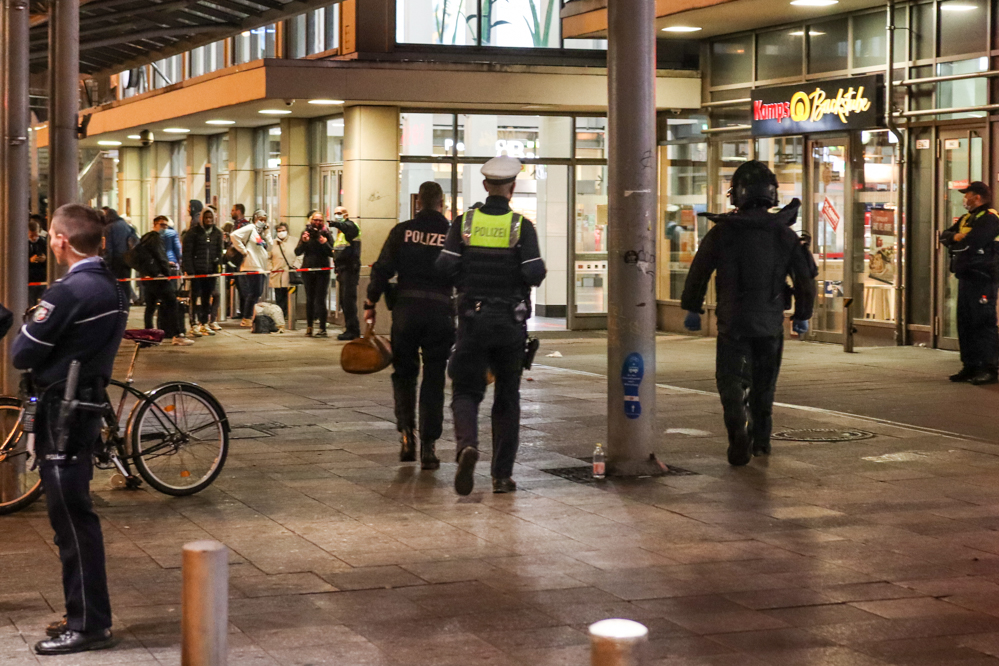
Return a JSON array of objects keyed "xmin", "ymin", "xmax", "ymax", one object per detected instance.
[
  {"xmin": 287, "ymin": 286, "xmax": 296, "ymax": 331},
  {"xmin": 182, "ymin": 540, "xmax": 228, "ymax": 666},
  {"xmin": 589, "ymin": 619, "xmax": 648, "ymax": 666}
]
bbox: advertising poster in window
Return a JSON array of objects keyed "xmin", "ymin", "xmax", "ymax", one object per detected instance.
[{"xmin": 868, "ymin": 209, "xmax": 896, "ymax": 284}]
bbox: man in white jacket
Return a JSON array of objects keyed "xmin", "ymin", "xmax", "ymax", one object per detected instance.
[{"xmin": 230, "ymin": 210, "xmax": 272, "ymax": 327}]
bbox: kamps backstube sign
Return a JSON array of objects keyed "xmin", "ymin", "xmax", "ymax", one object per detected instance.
[{"xmin": 751, "ymin": 74, "xmax": 884, "ymax": 137}]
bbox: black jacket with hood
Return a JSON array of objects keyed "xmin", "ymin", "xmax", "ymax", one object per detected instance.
[
  {"xmin": 182, "ymin": 223, "xmax": 224, "ymax": 275},
  {"xmin": 681, "ymin": 199, "xmax": 816, "ymax": 338}
]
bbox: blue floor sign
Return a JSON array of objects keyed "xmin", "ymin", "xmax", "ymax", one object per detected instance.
[{"xmin": 621, "ymin": 353, "xmax": 644, "ymax": 419}]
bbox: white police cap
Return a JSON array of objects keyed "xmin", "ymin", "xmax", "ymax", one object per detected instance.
[{"xmin": 481, "ymin": 156, "xmax": 522, "ymax": 184}]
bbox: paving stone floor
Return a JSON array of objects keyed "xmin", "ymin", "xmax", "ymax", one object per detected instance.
[{"xmin": 3, "ymin": 322, "xmax": 999, "ymax": 665}]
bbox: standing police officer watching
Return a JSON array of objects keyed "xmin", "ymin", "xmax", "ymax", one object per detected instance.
[
  {"xmin": 364, "ymin": 181, "xmax": 454, "ymax": 470},
  {"xmin": 941, "ymin": 181, "xmax": 999, "ymax": 385},
  {"xmin": 330, "ymin": 207, "xmax": 362, "ymax": 341},
  {"xmin": 437, "ymin": 156, "xmax": 546, "ymax": 496},
  {"xmin": 12, "ymin": 204, "xmax": 129, "ymax": 655},
  {"xmin": 681, "ymin": 161, "xmax": 815, "ymax": 467}
]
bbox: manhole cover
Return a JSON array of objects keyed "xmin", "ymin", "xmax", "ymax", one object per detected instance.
[{"xmin": 772, "ymin": 428, "xmax": 875, "ymax": 442}]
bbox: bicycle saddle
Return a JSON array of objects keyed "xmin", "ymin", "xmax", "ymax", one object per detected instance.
[{"xmin": 123, "ymin": 329, "xmax": 165, "ymax": 346}]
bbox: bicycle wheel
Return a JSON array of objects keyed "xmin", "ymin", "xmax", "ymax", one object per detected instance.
[
  {"xmin": 0, "ymin": 397, "xmax": 43, "ymax": 514},
  {"xmin": 130, "ymin": 383, "xmax": 228, "ymax": 496}
]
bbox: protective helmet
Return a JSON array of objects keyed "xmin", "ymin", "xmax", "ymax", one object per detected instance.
[{"xmin": 729, "ymin": 160, "xmax": 778, "ymax": 210}]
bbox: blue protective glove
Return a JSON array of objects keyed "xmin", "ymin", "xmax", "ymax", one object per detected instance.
[
  {"xmin": 684, "ymin": 311, "xmax": 702, "ymax": 332},
  {"xmin": 792, "ymin": 319, "xmax": 809, "ymax": 336}
]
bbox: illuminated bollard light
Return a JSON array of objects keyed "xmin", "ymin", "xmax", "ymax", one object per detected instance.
[{"xmin": 589, "ymin": 618, "xmax": 649, "ymax": 666}]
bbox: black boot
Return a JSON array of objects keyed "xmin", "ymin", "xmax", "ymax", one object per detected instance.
[
  {"xmin": 950, "ymin": 366, "xmax": 977, "ymax": 382},
  {"xmin": 727, "ymin": 429, "xmax": 752, "ymax": 466},
  {"xmin": 421, "ymin": 439, "xmax": 440, "ymax": 470},
  {"xmin": 399, "ymin": 429, "xmax": 417, "ymax": 462},
  {"xmin": 970, "ymin": 370, "xmax": 999, "ymax": 386}
]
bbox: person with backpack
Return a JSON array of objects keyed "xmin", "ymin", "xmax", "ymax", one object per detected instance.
[
  {"xmin": 101, "ymin": 207, "xmax": 139, "ymax": 302},
  {"xmin": 129, "ymin": 218, "xmax": 191, "ymax": 346}
]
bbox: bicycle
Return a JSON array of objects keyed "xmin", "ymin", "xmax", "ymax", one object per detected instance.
[{"xmin": 0, "ymin": 329, "xmax": 230, "ymax": 515}]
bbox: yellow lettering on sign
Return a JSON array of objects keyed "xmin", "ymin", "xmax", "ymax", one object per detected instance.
[
  {"xmin": 789, "ymin": 92, "xmax": 810, "ymax": 122},
  {"xmin": 807, "ymin": 86, "xmax": 872, "ymax": 123}
]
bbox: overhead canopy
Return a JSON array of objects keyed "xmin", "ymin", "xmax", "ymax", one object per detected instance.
[{"xmin": 28, "ymin": 0, "xmax": 340, "ymax": 75}]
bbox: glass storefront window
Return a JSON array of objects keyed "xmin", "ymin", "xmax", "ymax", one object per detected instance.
[
  {"xmin": 575, "ymin": 117, "xmax": 606, "ymax": 159},
  {"xmin": 309, "ymin": 4, "xmax": 340, "ymax": 54},
  {"xmin": 810, "ymin": 139, "xmax": 848, "ymax": 335},
  {"xmin": 400, "ymin": 113, "xmax": 455, "ymax": 156},
  {"xmin": 807, "ymin": 19, "xmax": 848, "ymax": 73},
  {"xmin": 481, "ymin": 0, "xmax": 560, "ymax": 48},
  {"xmin": 396, "ymin": 0, "xmax": 560, "ymax": 47},
  {"xmin": 940, "ymin": 0, "xmax": 987, "ymax": 57},
  {"xmin": 396, "ymin": 0, "xmax": 474, "ymax": 45},
  {"xmin": 858, "ymin": 130, "xmax": 899, "ymax": 322},
  {"xmin": 658, "ymin": 121, "xmax": 707, "ymax": 302},
  {"xmin": 757, "ymin": 28, "xmax": 802, "ymax": 81},
  {"xmin": 234, "ymin": 25, "xmax": 276, "ymax": 63},
  {"xmin": 711, "ymin": 36, "xmax": 752, "ymax": 87},
  {"xmin": 151, "ymin": 55, "xmax": 182, "ymax": 89},
  {"xmin": 937, "ymin": 57, "xmax": 989, "ymax": 119},
  {"xmin": 575, "ymin": 164, "xmax": 607, "ymax": 313},
  {"xmin": 913, "ymin": 2, "xmax": 935, "ymax": 60},
  {"xmin": 852, "ymin": 10, "xmax": 908, "ymax": 68},
  {"xmin": 313, "ymin": 117, "xmax": 344, "ymax": 164},
  {"xmin": 712, "ymin": 138, "xmax": 750, "ymax": 213},
  {"xmin": 756, "ymin": 137, "xmax": 803, "ymax": 228},
  {"xmin": 400, "ymin": 162, "xmax": 453, "ymax": 221},
  {"xmin": 456, "ymin": 115, "xmax": 571, "ymax": 159}
]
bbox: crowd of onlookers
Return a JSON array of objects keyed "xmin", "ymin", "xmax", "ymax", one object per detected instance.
[{"xmin": 28, "ymin": 199, "xmax": 363, "ymax": 347}]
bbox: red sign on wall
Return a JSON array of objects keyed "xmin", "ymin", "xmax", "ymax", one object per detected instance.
[{"xmin": 820, "ymin": 197, "xmax": 841, "ymax": 232}]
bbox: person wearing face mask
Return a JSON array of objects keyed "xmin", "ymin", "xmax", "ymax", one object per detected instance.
[
  {"xmin": 182, "ymin": 206, "xmax": 224, "ymax": 336},
  {"xmin": 295, "ymin": 210, "xmax": 335, "ymax": 337},
  {"xmin": 270, "ymin": 222, "xmax": 301, "ymax": 321},
  {"xmin": 230, "ymin": 210, "xmax": 272, "ymax": 327},
  {"xmin": 329, "ymin": 206, "xmax": 362, "ymax": 341},
  {"xmin": 941, "ymin": 181, "xmax": 999, "ymax": 385}
]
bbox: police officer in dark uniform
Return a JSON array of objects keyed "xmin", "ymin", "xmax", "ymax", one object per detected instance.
[
  {"xmin": 681, "ymin": 161, "xmax": 815, "ymax": 466},
  {"xmin": 12, "ymin": 204, "xmax": 129, "ymax": 655},
  {"xmin": 364, "ymin": 181, "xmax": 454, "ymax": 469},
  {"xmin": 330, "ymin": 206, "xmax": 362, "ymax": 341},
  {"xmin": 941, "ymin": 181, "xmax": 999, "ymax": 385},
  {"xmin": 437, "ymin": 156, "xmax": 547, "ymax": 495}
]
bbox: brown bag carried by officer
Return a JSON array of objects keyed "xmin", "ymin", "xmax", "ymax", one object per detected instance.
[{"xmin": 340, "ymin": 321, "xmax": 392, "ymax": 374}]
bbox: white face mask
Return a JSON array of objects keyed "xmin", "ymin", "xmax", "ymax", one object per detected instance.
[
  {"xmin": 277, "ymin": 230, "xmax": 288, "ymax": 240},
  {"xmin": 333, "ymin": 213, "xmax": 345, "ymax": 222}
]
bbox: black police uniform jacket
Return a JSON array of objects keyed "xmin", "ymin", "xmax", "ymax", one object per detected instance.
[
  {"xmin": 941, "ymin": 204, "xmax": 999, "ymax": 281},
  {"xmin": 329, "ymin": 217, "xmax": 361, "ymax": 273},
  {"xmin": 436, "ymin": 196, "xmax": 547, "ymax": 305},
  {"xmin": 368, "ymin": 209, "xmax": 451, "ymax": 304},
  {"xmin": 11, "ymin": 258, "xmax": 129, "ymax": 389},
  {"xmin": 681, "ymin": 200, "xmax": 816, "ymax": 338}
]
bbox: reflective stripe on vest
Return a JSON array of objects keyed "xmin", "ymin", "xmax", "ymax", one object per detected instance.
[{"xmin": 462, "ymin": 209, "xmax": 522, "ymax": 249}]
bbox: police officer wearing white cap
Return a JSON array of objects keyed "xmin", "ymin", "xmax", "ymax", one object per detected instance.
[{"xmin": 437, "ymin": 156, "xmax": 547, "ymax": 496}]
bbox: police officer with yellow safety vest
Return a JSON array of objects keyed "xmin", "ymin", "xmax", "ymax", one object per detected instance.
[
  {"xmin": 941, "ymin": 181, "xmax": 999, "ymax": 385},
  {"xmin": 437, "ymin": 156, "xmax": 547, "ymax": 496},
  {"xmin": 329, "ymin": 206, "xmax": 362, "ymax": 341}
]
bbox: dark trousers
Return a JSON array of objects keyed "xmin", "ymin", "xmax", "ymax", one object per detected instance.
[
  {"xmin": 302, "ymin": 272, "xmax": 330, "ymax": 330},
  {"xmin": 337, "ymin": 267, "xmax": 360, "ymax": 336},
  {"xmin": 716, "ymin": 333, "xmax": 784, "ymax": 450},
  {"xmin": 28, "ymin": 284, "xmax": 45, "ymax": 306},
  {"xmin": 144, "ymin": 280, "xmax": 179, "ymax": 338},
  {"xmin": 38, "ymin": 401, "xmax": 111, "ymax": 633},
  {"xmin": 451, "ymin": 310, "xmax": 525, "ymax": 480},
  {"xmin": 275, "ymin": 287, "xmax": 290, "ymax": 320},
  {"xmin": 190, "ymin": 277, "xmax": 215, "ymax": 325},
  {"xmin": 957, "ymin": 276, "xmax": 999, "ymax": 373},
  {"xmin": 241, "ymin": 274, "xmax": 266, "ymax": 320},
  {"xmin": 391, "ymin": 300, "xmax": 455, "ymax": 444}
]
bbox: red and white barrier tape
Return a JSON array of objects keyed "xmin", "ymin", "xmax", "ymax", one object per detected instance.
[{"xmin": 26, "ymin": 264, "xmax": 371, "ymax": 287}]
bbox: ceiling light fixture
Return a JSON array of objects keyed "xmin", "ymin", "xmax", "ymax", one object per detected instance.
[
  {"xmin": 308, "ymin": 99, "xmax": 345, "ymax": 105},
  {"xmin": 790, "ymin": 0, "xmax": 839, "ymax": 6},
  {"xmin": 163, "ymin": 128, "xmax": 190, "ymax": 133},
  {"xmin": 662, "ymin": 26, "xmax": 702, "ymax": 32},
  {"xmin": 97, "ymin": 140, "xmax": 122, "ymax": 146},
  {"xmin": 259, "ymin": 109, "xmax": 292, "ymax": 115},
  {"xmin": 206, "ymin": 119, "xmax": 236, "ymax": 125},
  {"xmin": 127, "ymin": 134, "xmax": 141, "ymax": 139},
  {"xmin": 941, "ymin": 3, "xmax": 977, "ymax": 10},
  {"xmin": 790, "ymin": 29, "xmax": 826, "ymax": 35}
]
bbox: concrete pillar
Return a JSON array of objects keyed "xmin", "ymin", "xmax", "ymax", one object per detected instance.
[
  {"xmin": 228, "ymin": 128, "xmax": 255, "ymax": 215},
  {"xmin": 117, "ymin": 147, "xmax": 145, "ymax": 228},
  {"xmin": 606, "ymin": 0, "xmax": 664, "ymax": 476},
  {"xmin": 48, "ymin": 0, "xmax": 79, "ymax": 213},
  {"xmin": 279, "ymin": 118, "xmax": 310, "ymax": 229},
  {"xmin": 186, "ymin": 135, "xmax": 209, "ymax": 229},
  {"xmin": 148, "ymin": 142, "xmax": 172, "ymax": 234},
  {"xmin": 343, "ymin": 105, "xmax": 399, "ymax": 267}
]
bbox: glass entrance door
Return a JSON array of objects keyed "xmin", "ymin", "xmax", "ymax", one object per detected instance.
[
  {"xmin": 808, "ymin": 137, "xmax": 850, "ymax": 343},
  {"xmin": 263, "ymin": 171, "xmax": 280, "ymax": 223},
  {"xmin": 937, "ymin": 129, "xmax": 984, "ymax": 351},
  {"xmin": 320, "ymin": 166, "xmax": 342, "ymax": 219}
]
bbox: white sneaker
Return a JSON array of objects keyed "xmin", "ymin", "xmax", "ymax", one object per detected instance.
[
  {"xmin": 188, "ymin": 327, "xmax": 203, "ymax": 338},
  {"xmin": 209, "ymin": 322, "xmax": 222, "ymax": 331},
  {"xmin": 199, "ymin": 324, "xmax": 214, "ymax": 336},
  {"xmin": 172, "ymin": 336, "xmax": 194, "ymax": 346}
]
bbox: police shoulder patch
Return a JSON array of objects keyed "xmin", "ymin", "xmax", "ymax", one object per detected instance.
[{"xmin": 32, "ymin": 301, "xmax": 55, "ymax": 323}]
